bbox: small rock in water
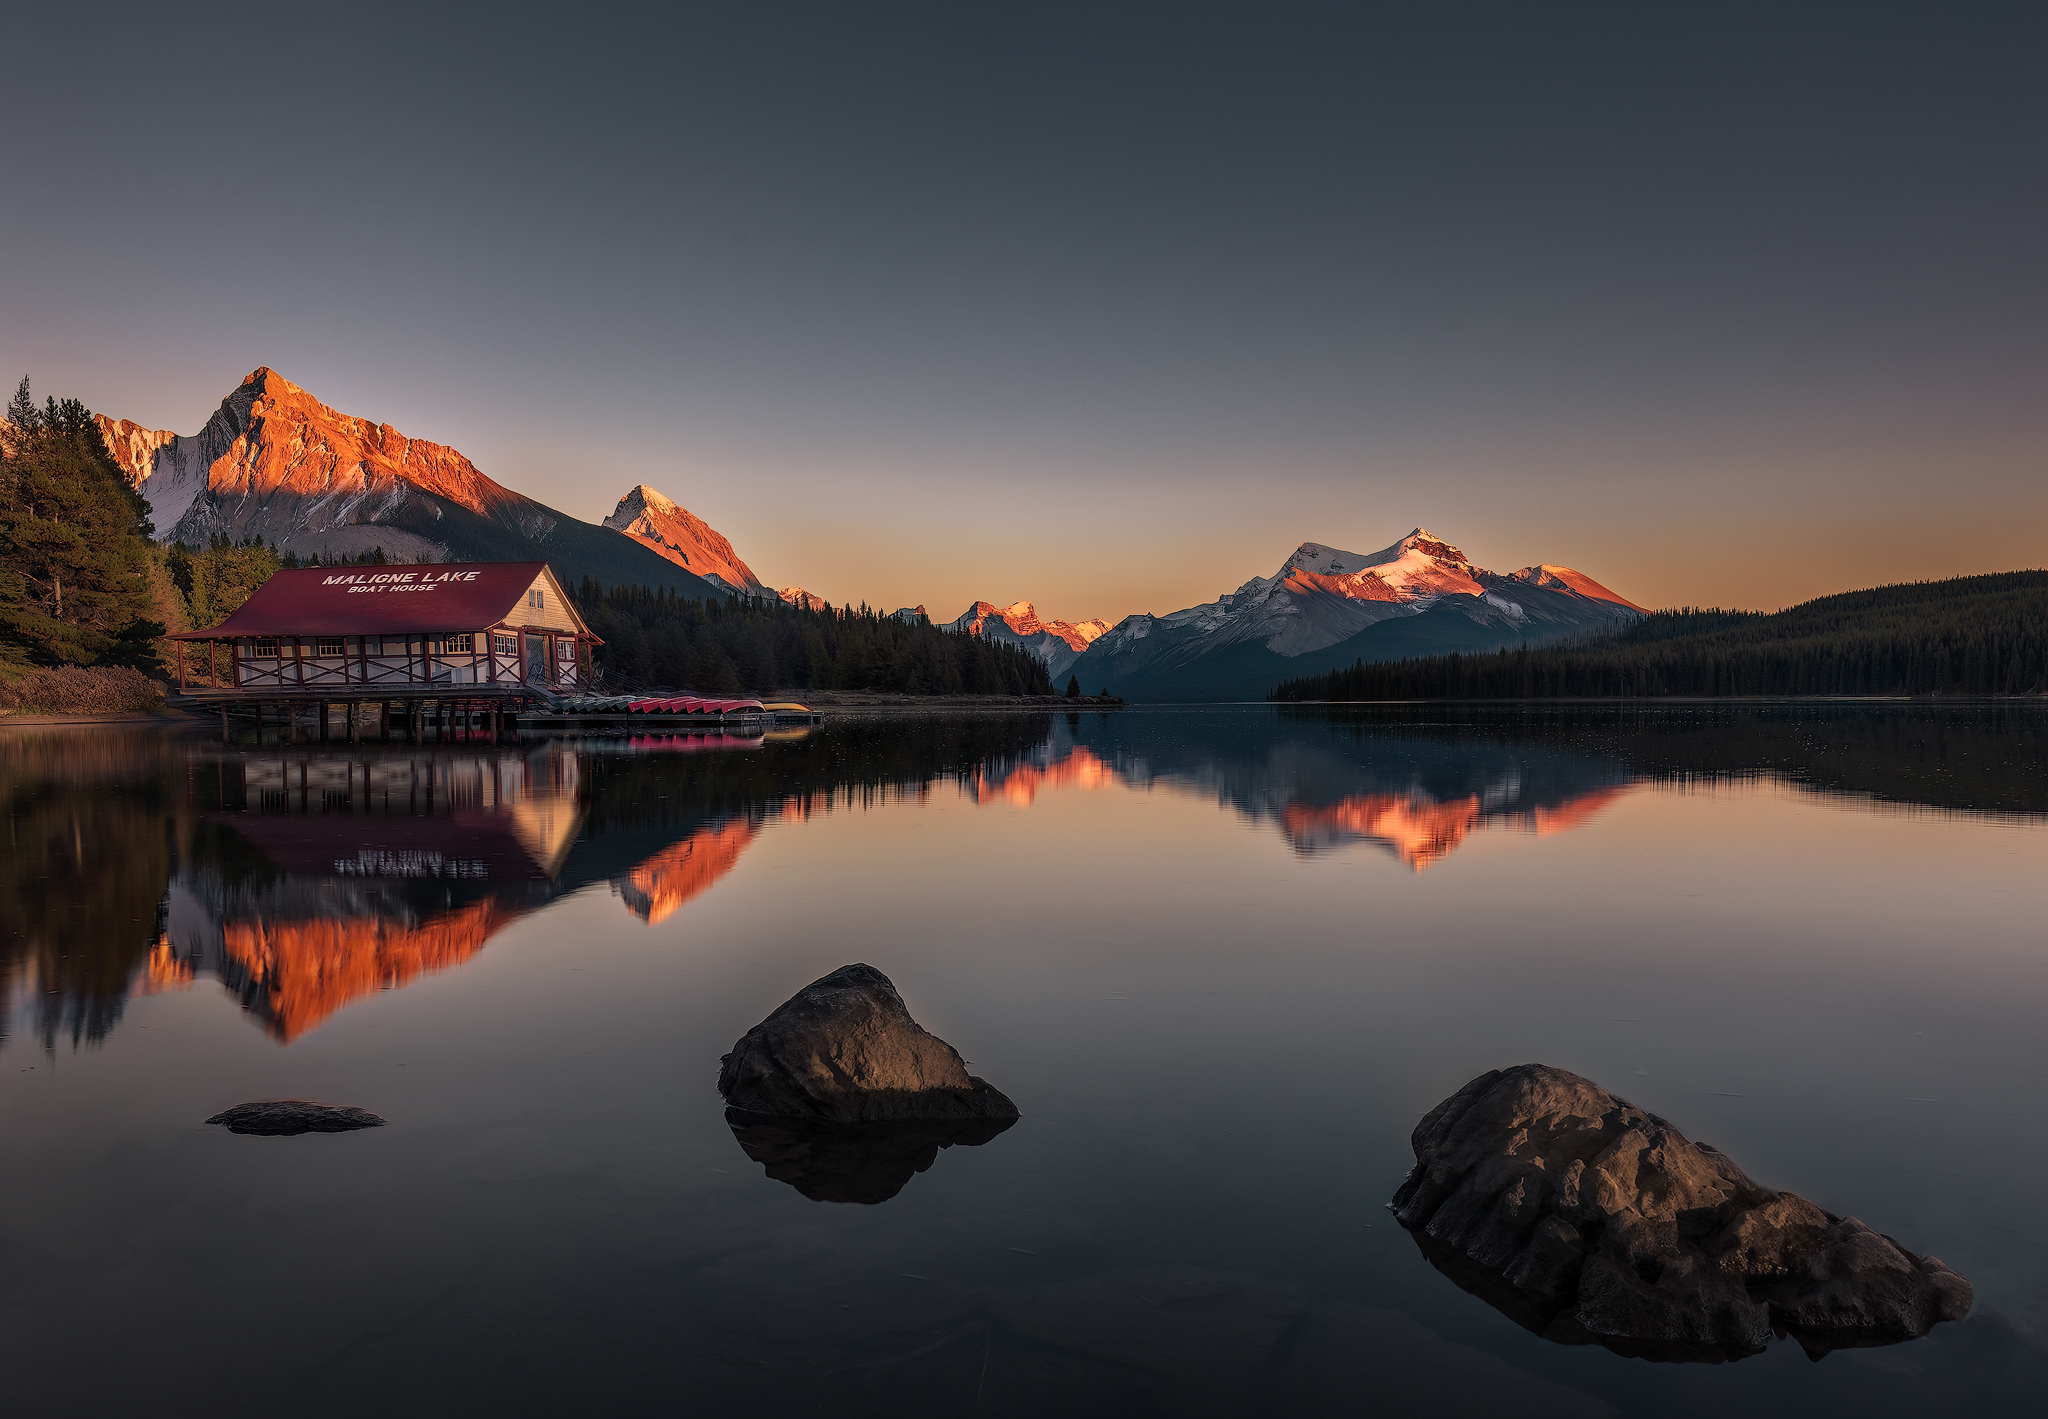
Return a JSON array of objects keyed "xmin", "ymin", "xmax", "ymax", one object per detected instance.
[
  {"xmin": 204, "ymin": 1101, "xmax": 386, "ymax": 1136},
  {"xmin": 1391, "ymin": 1064, "xmax": 1971, "ymax": 1363},
  {"xmin": 717, "ymin": 963, "xmax": 1019, "ymax": 1123}
]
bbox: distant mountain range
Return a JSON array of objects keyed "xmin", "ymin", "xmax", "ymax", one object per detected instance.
[
  {"xmin": 99, "ymin": 368, "xmax": 722, "ymax": 599},
  {"xmin": 97, "ymin": 369, "xmax": 1647, "ymax": 699},
  {"xmin": 1064, "ymin": 530, "xmax": 1644, "ymax": 700},
  {"xmin": 946, "ymin": 601, "xmax": 1111, "ymax": 679}
]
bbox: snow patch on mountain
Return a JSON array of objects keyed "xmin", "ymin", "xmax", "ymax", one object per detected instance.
[
  {"xmin": 1066, "ymin": 527, "xmax": 1647, "ymax": 698},
  {"xmin": 1510, "ymin": 563, "xmax": 1646, "ymax": 612}
]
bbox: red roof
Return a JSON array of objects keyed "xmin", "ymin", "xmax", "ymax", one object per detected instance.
[{"xmin": 172, "ymin": 562, "xmax": 584, "ymax": 638}]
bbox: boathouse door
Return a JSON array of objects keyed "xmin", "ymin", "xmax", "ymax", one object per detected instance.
[{"xmin": 526, "ymin": 635, "xmax": 547, "ymax": 684}]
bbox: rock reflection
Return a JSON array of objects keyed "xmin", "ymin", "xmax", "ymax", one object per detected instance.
[{"xmin": 725, "ymin": 1109, "xmax": 1016, "ymax": 1204}]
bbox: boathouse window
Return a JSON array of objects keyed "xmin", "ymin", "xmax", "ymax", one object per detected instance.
[
  {"xmin": 250, "ymin": 638, "xmax": 280, "ymax": 658},
  {"xmin": 492, "ymin": 633, "xmax": 518, "ymax": 655},
  {"xmin": 436, "ymin": 634, "xmax": 475, "ymax": 655},
  {"xmin": 528, "ymin": 589, "xmax": 545, "ymax": 610},
  {"xmin": 314, "ymin": 638, "xmax": 344, "ymax": 657}
]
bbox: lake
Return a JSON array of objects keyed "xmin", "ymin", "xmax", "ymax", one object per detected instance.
[{"xmin": 2, "ymin": 704, "xmax": 2044, "ymax": 1416}]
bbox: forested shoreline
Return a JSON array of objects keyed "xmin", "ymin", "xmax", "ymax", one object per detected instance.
[
  {"xmin": 1273, "ymin": 572, "xmax": 2048, "ymax": 701},
  {"xmin": 575, "ymin": 580, "xmax": 1053, "ymax": 696},
  {"xmin": 1, "ymin": 377, "xmax": 1053, "ymax": 705}
]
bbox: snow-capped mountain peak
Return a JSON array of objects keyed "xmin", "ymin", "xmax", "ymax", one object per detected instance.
[
  {"xmin": 1065, "ymin": 526, "xmax": 1647, "ymax": 698},
  {"xmin": 999, "ymin": 600, "xmax": 1045, "ymax": 635},
  {"xmin": 949, "ymin": 598, "xmax": 1114, "ymax": 677},
  {"xmin": 602, "ymin": 484, "xmax": 767, "ymax": 595},
  {"xmin": 1278, "ymin": 529, "xmax": 1485, "ymax": 604}
]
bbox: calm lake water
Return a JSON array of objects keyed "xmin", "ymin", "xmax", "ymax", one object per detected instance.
[{"xmin": 3, "ymin": 704, "xmax": 2045, "ymax": 1416}]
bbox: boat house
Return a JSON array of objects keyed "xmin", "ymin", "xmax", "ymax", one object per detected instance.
[{"xmin": 170, "ymin": 562, "xmax": 601, "ymax": 738}]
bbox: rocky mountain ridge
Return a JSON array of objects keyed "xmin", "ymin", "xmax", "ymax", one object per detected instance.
[
  {"xmin": 948, "ymin": 599, "xmax": 1111, "ymax": 678},
  {"xmin": 602, "ymin": 483, "xmax": 767, "ymax": 596},
  {"xmin": 98, "ymin": 368, "xmax": 720, "ymax": 599},
  {"xmin": 1066, "ymin": 529, "xmax": 1643, "ymax": 700}
]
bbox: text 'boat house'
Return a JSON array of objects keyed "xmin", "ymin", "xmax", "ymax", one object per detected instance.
[{"xmin": 170, "ymin": 563, "xmax": 600, "ymax": 739}]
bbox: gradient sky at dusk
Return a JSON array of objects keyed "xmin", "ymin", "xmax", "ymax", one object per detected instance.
[{"xmin": 3, "ymin": 3, "xmax": 2043, "ymax": 622}]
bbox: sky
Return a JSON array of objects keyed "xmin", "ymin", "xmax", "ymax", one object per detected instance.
[{"xmin": 3, "ymin": 3, "xmax": 2044, "ymax": 621}]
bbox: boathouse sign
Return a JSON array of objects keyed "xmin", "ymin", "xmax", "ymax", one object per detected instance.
[
  {"xmin": 169, "ymin": 560, "xmax": 601, "ymax": 693},
  {"xmin": 325, "ymin": 569, "xmax": 485, "ymax": 595}
]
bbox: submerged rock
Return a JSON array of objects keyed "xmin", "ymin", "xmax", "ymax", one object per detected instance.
[
  {"xmin": 204, "ymin": 1100, "xmax": 386, "ymax": 1136},
  {"xmin": 726, "ymin": 1109, "xmax": 1015, "ymax": 1204},
  {"xmin": 717, "ymin": 963, "xmax": 1018, "ymax": 1123},
  {"xmin": 1391, "ymin": 1064, "xmax": 1971, "ymax": 1363}
]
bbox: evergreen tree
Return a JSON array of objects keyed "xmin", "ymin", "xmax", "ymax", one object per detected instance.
[
  {"xmin": 5, "ymin": 376, "xmax": 36, "ymax": 433},
  {"xmin": 180, "ymin": 536, "xmax": 283, "ymax": 628},
  {"xmin": 1065, "ymin": 673, "xmax": 1080, "ymax": 698},
  {"xmin": 0, "ymin": 381, "xmax": 162, "ymax": 671}
]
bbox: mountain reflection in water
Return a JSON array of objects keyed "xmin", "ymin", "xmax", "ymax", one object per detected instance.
[
  {"xmin": 0, "ymin": 716, "xmax": 1063, "ymax": 1048},
  {"xmin": 7, "ymin": 704, "xmax": 2046, "ymax": 1050}
]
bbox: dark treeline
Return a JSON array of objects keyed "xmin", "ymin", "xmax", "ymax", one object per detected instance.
[
  {"xmin": 577, "ymin": 579, "xmax": 1053, "ymax": 696},
  {"xmin": 1274, "ymin": 572, "xmax": 2048, "ymax": 701},
  {"xmin": 1287, "ymin": 702, "xmax": 2048, "ymax": 816},
  {"xmin": 574, "ymin": 714, "xmax": 1059, "ymax": 833}
]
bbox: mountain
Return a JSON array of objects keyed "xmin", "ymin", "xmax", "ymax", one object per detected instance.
[
  {"xmin": 1065, "ymin": 529, "xmax": 1644, "ymax": 701},
  {"xmin": 1275, "ymin": 568, "xmax": 2048, "ymax": 701},
  {"xmin": 98, "ymin": 368, "xmax": 721, "ymax": 599},
  {"xmin": 601, "ymin": 484, "xmax": 768, "ymax": 596},
  {"xmin": 779, "ymin": 587, "xmax": 831, "ymax": 612},
  {"xmin": 948, "ymin": 600, "xmax": 1111, "ymax": 679}
]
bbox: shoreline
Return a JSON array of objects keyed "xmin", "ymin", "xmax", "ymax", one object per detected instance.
[
  {"xmin": 0, "ymin": 695, "xmax": 1126, "ymax": 730},
  {"xmin": 0, "ymin": 709, "xmax": 209, "ymax": 729},
  {"xmin": 780, "ymin": 691, "xmax": 1124, "ymax": 711}
]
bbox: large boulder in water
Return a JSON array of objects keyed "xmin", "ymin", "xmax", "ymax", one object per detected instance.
[
  {"xmin": 717, "ymin": 963, "xmax": 1019, "ymax": 1123},
  {"xmin": 1391, "ymin": 1064, "xmax": 1971, "ymax": 1362}
]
